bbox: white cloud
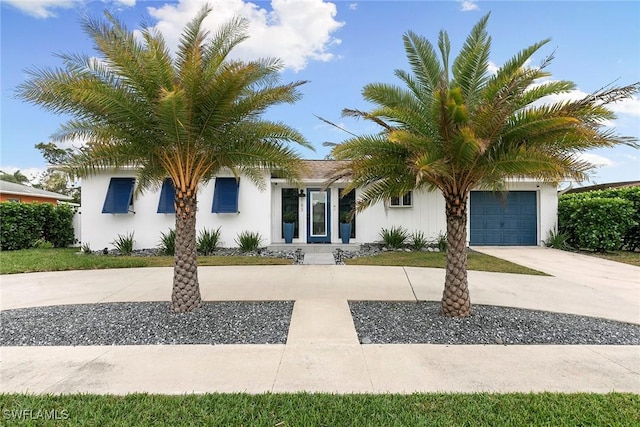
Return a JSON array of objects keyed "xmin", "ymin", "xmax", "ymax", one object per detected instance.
[
  {"xmin": 349, "ymin": 3, "xmax": 357, "ymax": 11},
  {"xmin": 4, "ymin": 0, "xmax": 75, "ymax": 19},
  {"xmin": 4, "ymin": 0, "xmax": 135, "ymax": 18},
  {"xmin": 459, "ymin": 1, "xmax": 479, "ymax": 12},
  {"xmin": 531, "ymin": 81, "xmax": 640, "ymax": 126},
  {"xmin": 608, "ymin": 95, "xmax": 640, "ymax": 117},
  {"xmin": 146, "ymin": 0, "xmax": 344, "ymax": 71},
  {"xmin": 577, "ymin": 153, "xmax": 615, "ymax": 168},
  {"xmin": 487, "ymin": 61, "xmax": 498, "ymax": 75}
]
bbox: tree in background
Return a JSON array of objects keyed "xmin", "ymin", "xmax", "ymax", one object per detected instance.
[
  {"xmin": 0, "ymin": 170, "xmax": 30, "ymax": 184},
  {"xmin": 33, "ymin": 142, "xmax": 80, "ymax": 203}
]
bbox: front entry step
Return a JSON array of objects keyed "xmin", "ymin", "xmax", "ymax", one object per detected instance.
[
  {"xmin": 303, "ymin": 253, "xmax": 336, "ymax": 265},
  {"xmin": 268, "ymin": 244, "xmax": 360, "ymax": 253}
]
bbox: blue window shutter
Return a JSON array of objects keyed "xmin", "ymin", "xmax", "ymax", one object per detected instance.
[
  {"xmin": 102, "ymin": 178, "xmax": 135, "ymax": 214},
  {"xmin": 157, "ymin": 178, "xmax": 176, "ymax": 213},
  {"xmin": 212, "ymin": 177, "xmax": 239, "ymax": 213}
]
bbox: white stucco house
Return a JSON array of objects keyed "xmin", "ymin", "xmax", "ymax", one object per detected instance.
[{"xmin": 80, "ymin": 160, "xmax": 558, "ymax": 250}]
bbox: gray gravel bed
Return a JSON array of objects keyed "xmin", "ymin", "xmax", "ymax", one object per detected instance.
[
  {"xmin": 0, "ymin": 301, "xmax": 293, "ymax": 346},
  {"xmin": 350, "ymin": 301, "xmax": 640, "ymax": 345}
]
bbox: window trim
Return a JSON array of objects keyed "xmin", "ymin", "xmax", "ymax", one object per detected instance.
[
  {"xmin": 212, "ymin": 177, "xmax": 240, "ymax": 213},
  {"xmin": 102, "ymin": 177, "xmax": 135, "ymax": 214},
  {"xmin": 157, "ymin": 178, "xmax": 176, "ymax": 214},
  {"xmin": 390, "ymin": 191, "xmax": 413, "ymax": 207}
]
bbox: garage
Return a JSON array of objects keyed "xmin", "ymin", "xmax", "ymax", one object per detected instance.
[{"xmin": 470, "ymin": 191, "xmax": 537, "ymax": 246}]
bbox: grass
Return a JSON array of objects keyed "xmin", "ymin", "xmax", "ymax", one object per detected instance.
[
  {"xmin": 0, "ymin": 248, "xmax": 290, "ymax": 275},
  {"xmin": 346, "ymin": 251, "xmax": 547, "ymax": 275},
  {"xmin": 585, "ymin": 250, "xmax": 640, "ymax": 267},
  {"xmin": 0, "ymin": 392, "xmax": 636, "ymax": 426}
]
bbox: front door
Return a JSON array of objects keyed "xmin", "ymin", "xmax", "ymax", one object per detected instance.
[{"xmin": 307, "ymin": 188, "xmax": 331, "ymax": 243}]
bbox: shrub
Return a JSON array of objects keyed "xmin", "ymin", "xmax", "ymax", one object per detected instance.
[
  {"xmin": 32, "ymin": 238, "xmax": 53, "ymax": 249},
  {"xmin": 158, "ymin": 228, "xmax": 176, "ymax": 256},
  {"xmin": 436, "ymin": 232, "xmax": 447, "ymax": 252},
  {"xmin": 283, "ymin": 211, "xmax": 297, "ymax": 223},
  {"xmin": 558, "ymin": 196, "xmax": 635, "ymax": 252},
  {"xmin": 560, "ymin": 187, "xmax": 640, "ymax": 251},
  {"xmin": 81, "ymin": 242, "xmax": 92, "ymax": 254},
  {"xmin": 339, "ymin": 212, "xmax": 351, "ymax": 224},
  {"xmin": 0, "ymin": 202, "xmax": 75, "ymax": 250},
  {"xmin": 111, "ymin": 231, "xmax": 135, "ymax": 255},
  {"xmin": 197, "ymin": 227, "xmax": 221, "ymax": 255},
  {"xmin": 235, "ymin": 231, "xmax": 262, "ymax": 252},
  {"xmin": 410, "ymin": 230, "xmax": 429, "ymax": 251},
  {"xmin": 44, "ymin": 203, "xmax": 76, "ymax": 248},
  {"xmin": 380, "ymin": 226, "xmax": 408, "ymax": 249},
  {"xmin": 544, "ymin": 229, "xmax": 571, "ymax": 250}
]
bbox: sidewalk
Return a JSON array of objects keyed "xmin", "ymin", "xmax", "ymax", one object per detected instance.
[{"xmin": 1, "ymin": 251, "xmax": 639, "ymax": 394}]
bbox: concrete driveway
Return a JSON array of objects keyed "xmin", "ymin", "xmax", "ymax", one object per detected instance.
[
  {"xmin": 1, "ymin": 248, "xmax": 639, "ymax": 394},
  {"xmin": 472, "ymin": 246, "xmax": 640, "ymax": 324}
]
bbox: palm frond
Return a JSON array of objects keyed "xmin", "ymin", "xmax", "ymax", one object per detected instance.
[{"xmin": 451, "ymin": 13, "xmax": 491, "ymax": 103}]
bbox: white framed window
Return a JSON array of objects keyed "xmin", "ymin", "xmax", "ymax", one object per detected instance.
[{"xmin": 390, "ymin": 191, "xmax": 412, "ymax": 207}]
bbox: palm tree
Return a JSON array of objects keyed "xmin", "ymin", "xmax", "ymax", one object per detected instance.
[
  {"xmin": 17, "ymin": 5, "xmax": 311, "ymax": 312},
  {"xmin": 0, "ymin": 170, "xmax": 30, "ymax": 185},
  {"xmin": 328, "ymin": 14, "xmax": 639, "ymax": 318}
]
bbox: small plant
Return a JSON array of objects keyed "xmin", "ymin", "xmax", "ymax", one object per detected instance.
[
  {"xmin": 436, "ymin": 232, "xmax": 447, "ymax": 252},
  {"xmin": 410, "ymin": 230, "xmax": 429, "ymax": 251},
  {"xmin": 283, "ymin": 211, "xmax": 297, "ymax": 223},
  {"xmin": 197, "ymin": 227, "xmax": 222, "ymax": 255},
  {"xmin": 111, "ymin": 231, "xmax": 134, "ymax": 255},
  {"xmin": 339, "ymin": 212, "xmax": 351, "ymax": 224},
  {"xmin": 158, "ymin": 228, "xmax": 176, "ymax": 256},
  {"xmin": 32, "ymin": 238, "xmax": 53, "ymax": 249},
  {"xmin": 544, "ymin": 229, "xmax": 571, "ymax": 250},
  {"xmin": 235, "ymin": 231, "xmax": 262, "ymax": 252},
  {"xmin": 379, "ymin": 226, "xmax": 408, "ymax": 249},
  {"xmin": 81, "ymin": 242, "xmax": 92, "ymax": 254}
]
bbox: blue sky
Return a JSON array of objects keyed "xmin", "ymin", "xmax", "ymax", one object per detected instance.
[{"xmin": 1, "ymin": 0, "xmax": 639, "ymax": 186}]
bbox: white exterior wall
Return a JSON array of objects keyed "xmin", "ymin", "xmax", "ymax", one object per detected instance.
[
  {"xmin": 82, "ymin": 170, "xmax": 557, "ymax": 249},
  {"xmin": 351, "ymin": 181, "xmax": 557, "ymax": 246},
  {"xmin": 269, "ymin": 182, "xmax": 447, "ymax": 244},
  {"xmin": 356, "ymin": 189, "xmax": 448, "ymax": 243},
  {"xmin": 81, "ymin": 170, "xmax": 271, "ymax": 250}
]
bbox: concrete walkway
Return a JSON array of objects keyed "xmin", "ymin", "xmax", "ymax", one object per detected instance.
[
  {"xmin": 1, "ymin": 248, "xmax": 639, "ymax": 394},
  {"xmin": 302, "ymin": 253, "xmax": 336, "ymax": 265}
]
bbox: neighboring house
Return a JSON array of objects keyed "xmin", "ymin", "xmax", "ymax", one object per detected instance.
[
  {"xmin": 80, "ymin": 160, "xmax": 558, "ymax": 249},
  {"xmin": 0, "ymin": 179, "xmax": 73, "ymax": 204}
]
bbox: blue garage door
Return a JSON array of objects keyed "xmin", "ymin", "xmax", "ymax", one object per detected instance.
[{"xmin": 470, "ymin": 191, "xmax": 537, "ymax": 246}]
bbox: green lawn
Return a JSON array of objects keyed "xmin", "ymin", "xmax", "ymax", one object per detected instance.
[
  {"xmin": 0, "ymin": 392, "xmax": 636, "ymax": 426},
  {"xmin": 586, "ymin": 250, "xmax": 640, "ymax": 267},
  {"xmin": 0, "ymin": 248, "xmax": 290, "ymax": 274},
  {"xmin": 0, "ymin": 247, "xmax": 545, "ymax": 275},
  {"xmin": 346, "ymin": 251, "xmax": 547, "ymax": 275}
]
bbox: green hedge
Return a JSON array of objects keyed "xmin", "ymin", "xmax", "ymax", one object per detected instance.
[
  {"xmin": 559, "ymin": 187, "xmax": 639, "ymax": 252},
  {"xmin": 0, "ymin": 202, "xmax": 75, "ymax": 250}
]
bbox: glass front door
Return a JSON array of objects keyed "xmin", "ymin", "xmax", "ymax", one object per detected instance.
[{"xmin": 307, "ymin": 188, "xmax": 331, "ymax": 243}]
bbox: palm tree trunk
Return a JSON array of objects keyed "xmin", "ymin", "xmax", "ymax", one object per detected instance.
[
  {"xmin": 441, "ymin": 194, "xmax": 472, "ymax": 317},
  {"xmin": 171, "ymin": 192, "xmax": 202, "ymax": 312}
]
